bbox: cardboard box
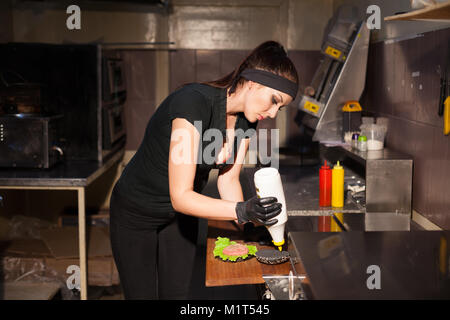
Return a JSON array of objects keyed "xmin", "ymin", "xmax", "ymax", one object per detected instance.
[
  {"xmin": 45, "ymin": 256, "xmax": 119, "ymax": 287},
  {"xmin": 40, "ymin": 226, "xmax": 112, "ymax": 259},
  {"xmin": 57, "ymin": 213, "xmax": 110, "ymax": 228},
  {"xmin": 1, "ymin": 238, "xmax": 50, "ymax": 281},
  {"xmin": 1, "ymin": 226, "xmax": 119, "ymax": 287}
]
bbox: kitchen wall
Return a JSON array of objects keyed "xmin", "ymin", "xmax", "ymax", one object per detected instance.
[
  {"xmin": 362, "ymin": 27, "xmax": 450, "ymax": 230},
  {"xmin": 332, "ymin": 1, "xmax": 450, "ymax": 229},
  {"xmin": 10, "ymin": 1, "xmax": 167, "ymax": 45},
  {"xmin": 7, "ymin": 0, "xmax": 332, "ymax": 49},
  {"xmin": 169, "ymin": 0, "xmax": 333, "ymax": 51}
]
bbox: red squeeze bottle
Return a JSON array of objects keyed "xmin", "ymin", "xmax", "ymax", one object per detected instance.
[
  {"xmin": 319, "ymin": 161, "xmax": 332, "ymax": 232},
  {"xmin": 318, "ymin": 216, "xmax": 331, "ymax": 232},
  {"xmin": 319, "ymin": 161, "xmax": 332, "ymax": 207}
]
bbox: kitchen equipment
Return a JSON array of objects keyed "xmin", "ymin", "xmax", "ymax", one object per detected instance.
[
  {"xmin": 0, "ymin": 114, "xmax": 64, "ymax": 168},
  {"xmin": 102, "ymin": 57, "xmax": 126, "ymax": 103},
  {"xmin": 0, "ymin": 71, "xmax": 47, "ymax": 116},
  {"xmin": 262, "ymin": 273, "xmax": 306, "ymax": 300},
  {"xmin": 299, "ymin": 5, "xmax": 370, "ymax": 142},
  {"xmin": 331, "ymin": 161, "xmax": 344, "ymax": 207},
  {"xmin": 341, "ymin": 100, "xmax": 362, "ymax": 141},
  {"xmin": 360, "ymin": 124, "xmax": 387, "ymax": 150},
  {"xmin": 102, "ymin": 102, "xmax": 126, "ymax": 150},
  {"xmin": 254, "ymin": 167, "xmax": 287, "ymax": 251},
  {"xmin": 102, "ymin": 50, "xmax": 127, "ymax": 158},
  {"xmin": 0, "ymin": 43, "xmax": 127, "ymax": 163}
]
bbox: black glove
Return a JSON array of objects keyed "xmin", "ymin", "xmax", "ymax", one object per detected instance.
[{"xmin": 235, "ymin": 196, "xmax": 282, "ymax": 226}]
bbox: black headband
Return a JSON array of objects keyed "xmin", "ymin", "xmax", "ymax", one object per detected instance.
[{"xmin": 240, "ymin": 69, "xmax": 298, "ymax": 99}]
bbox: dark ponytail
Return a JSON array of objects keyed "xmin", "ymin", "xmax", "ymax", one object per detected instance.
[{"xmin": 203, "ymin": 41, "xmax": 299, "ymax": 96}]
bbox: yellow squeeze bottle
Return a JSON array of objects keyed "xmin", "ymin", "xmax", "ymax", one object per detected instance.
[{"xmin": 331, "ymin": 161, "xmax": 344, "ymax": 208}]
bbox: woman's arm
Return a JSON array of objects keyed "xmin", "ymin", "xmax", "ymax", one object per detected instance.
[
  {"xmin": 168, "ymin": 118, "xmax": 238, "ymax": 220},
  {"xmin": 216, "ymin": 138, "xmax": 250, "ymax": 202}
]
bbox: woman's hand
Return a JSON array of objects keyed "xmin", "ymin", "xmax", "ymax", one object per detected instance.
[{"xmin": 235, "ymin": 196, "xmax": 282, "ymax": 226}]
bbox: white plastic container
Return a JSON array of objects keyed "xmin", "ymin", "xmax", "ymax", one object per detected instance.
[
  {"xmin": 362, "ymin": 117, "xmax": 374, "ymax": 125},
  {"xmin": 254, "ymin": 167, "xmax": 287, "ymax": 249},
  {"xmin": 360, "ymin": 123, "xmax": 387, "ymax": 151}
]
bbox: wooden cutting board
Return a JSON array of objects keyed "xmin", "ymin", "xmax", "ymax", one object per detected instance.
[{"xmin": 205, "ymin": 220, "xmax": 302, "ymax": 287}]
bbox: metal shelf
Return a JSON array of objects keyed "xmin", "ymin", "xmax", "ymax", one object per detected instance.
[{"xmin": 384, "ymin": 1, "xmax": 450, "ymax": 21}]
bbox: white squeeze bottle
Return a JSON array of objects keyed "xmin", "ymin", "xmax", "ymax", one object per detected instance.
[{"xmin": 253, "ymin": 167, "xmax": 287, "ymax": 251}]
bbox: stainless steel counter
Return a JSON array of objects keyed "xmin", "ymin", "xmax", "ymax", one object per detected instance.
[
  {"xmin": 244, "ymin": 150, "xmax": 412, "ymax": 230},
  {"xmin": 244, "ymin": 164, "xmax": 365, "ymax": 216},
  {"xmin": 0, "ymin": 149, "xmax": 124, "ymax": 187},
  {"xmin": 289, "ymin": 230, "xmax": 450, "ymax": 299},
  {"xmin": 321, "ymin": 144, "xmax": 413, "ymax": 215},
  {"xmin": 0, "ymin": 149, "xmax": 124, "ymax": 300},
  {"xmin": 331, "ymin": 144, "xmax": 414, "ymax": 163}
]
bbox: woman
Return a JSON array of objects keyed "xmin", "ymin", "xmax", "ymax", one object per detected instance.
[{"xmin": 109, "ymin": 41, "xmax": 299, "ymax": 299}]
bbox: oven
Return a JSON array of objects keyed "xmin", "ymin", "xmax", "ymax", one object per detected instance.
[
  {"xmin": 102, "ymin": 102, "xmax": 125, "ymax": 150},
  {"xmin": 101, "ymin": 52, "xmax": 127, "ymax": 155},
  {"xmin": 102, "ymin": 57, "xmax": 126, "ymax": 103},
  {"xmin": 0, "ymin": 114, "xmax": 64, "ymax": 168}
]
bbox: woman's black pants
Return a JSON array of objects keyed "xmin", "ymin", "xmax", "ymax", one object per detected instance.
[{"xmin": 109, "ymin": 188, "xmax": 199, "ymax": 299}]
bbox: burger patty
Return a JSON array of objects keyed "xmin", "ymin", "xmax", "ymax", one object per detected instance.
[{"xmin": 222, "ymin": 243, "xmax": 249, "ymax": 256}]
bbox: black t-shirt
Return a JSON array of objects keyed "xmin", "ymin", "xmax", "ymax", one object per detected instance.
[{"xmin": 114, "ymin": 83, "xmax": 257, "ymax": 217}]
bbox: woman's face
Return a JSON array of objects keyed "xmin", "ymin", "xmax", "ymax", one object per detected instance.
[{"xmin": 242, "ymin": 81, "xmax": 294, "ymax": 123}]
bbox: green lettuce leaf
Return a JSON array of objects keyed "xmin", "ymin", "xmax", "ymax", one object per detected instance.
[{"xmin": 213, "ymin": 237, "xmax": 258, "ymax": 262}]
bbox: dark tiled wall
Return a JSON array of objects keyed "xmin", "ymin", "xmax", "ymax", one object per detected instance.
[
  {"xmin": 361, "ymin": 27, "xmax": 450, "ymax": 229},
  {"xmin": 169, "ymin": 49, "xmax": 249, "ymax": 92},
  {"xmin": 286, "ymin": 50, "xmax": 323, "ymax": 146},
  {"xmin": 122, "ymin": 50, "xmax": 157, "ymax": 150}
]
